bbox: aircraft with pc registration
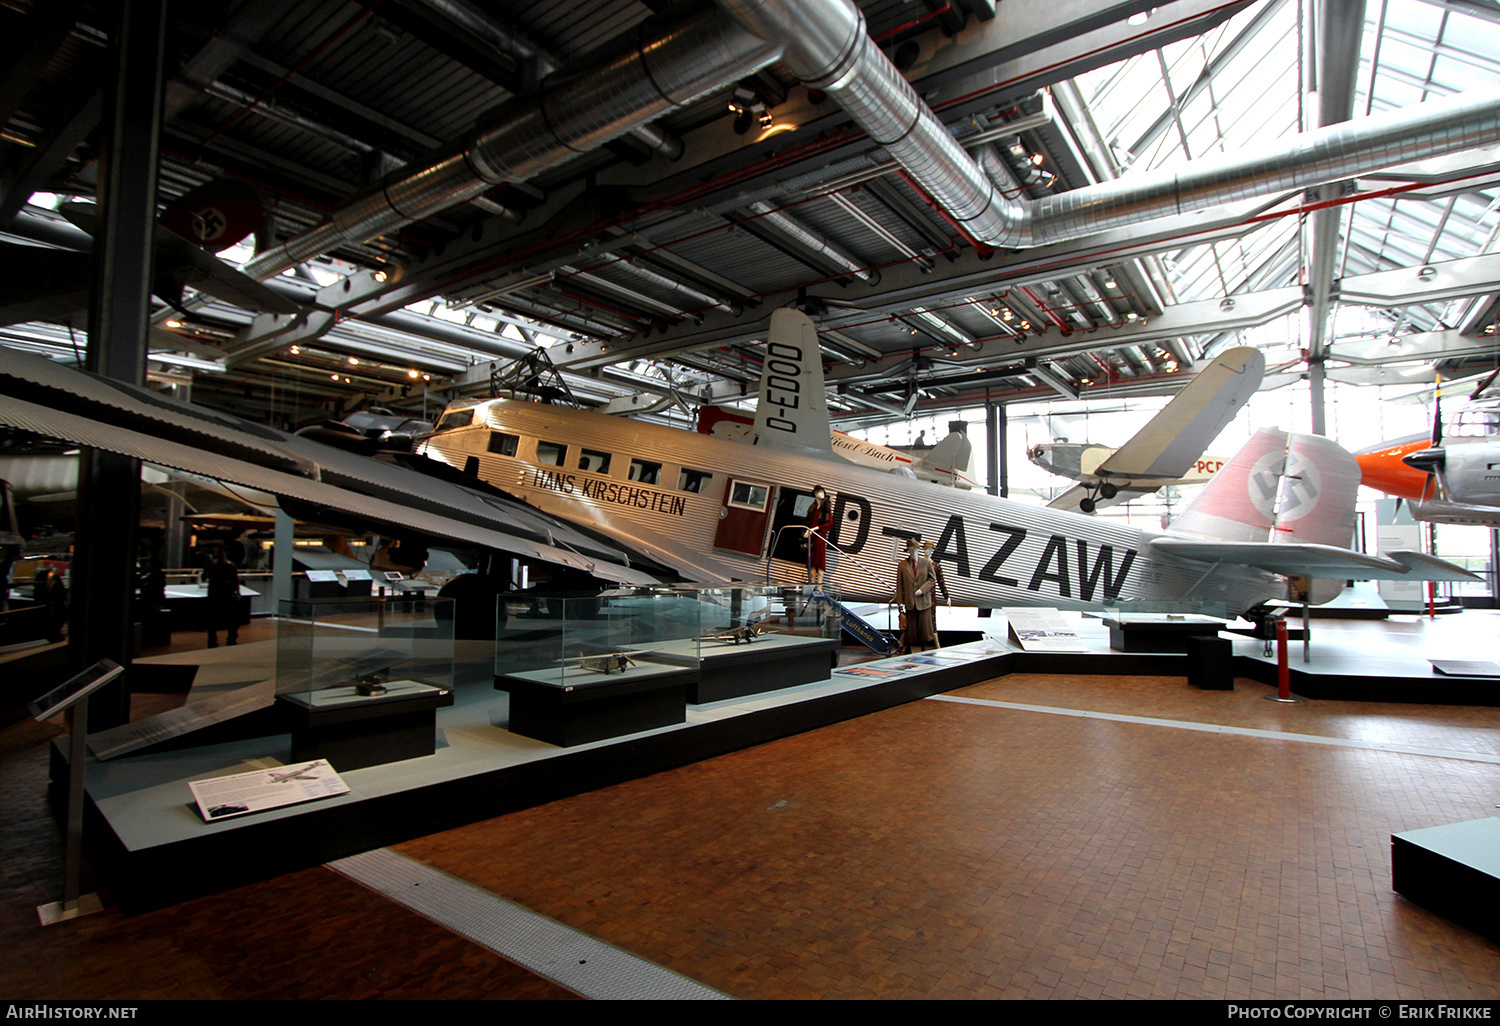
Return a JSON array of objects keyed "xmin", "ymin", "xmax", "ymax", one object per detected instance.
[
  {"xmin": 414, "ymin": 308, "xmax": 1472, "ymax": 617},
  {"xmin": 1026, "ymin": 345, "xmax": 1264, "ymax": 514}
]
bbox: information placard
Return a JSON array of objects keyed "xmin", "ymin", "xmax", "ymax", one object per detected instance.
[
  {"xmin": 1003, "ymin": 607, "xmax": 1088, "ymax": 652},
  {"xmin": 188, "ymin": 760, "xmax": 350, "ymax": 821}
]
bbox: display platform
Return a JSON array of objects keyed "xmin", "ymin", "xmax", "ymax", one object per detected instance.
[
  {"xmin": 1103, "ymin": 616, "xmax": 1228, "ymax": 653},
  {"xmin": 279, "ymin": 681, "xmax": 454, "ymax": 770},
  {"xmin": 65, "ymin": 639, "xmax": 1012, "ymax": 913},
  {"xmin": 497, "ymin": 659, "xmax": 695, "ymax": 746},
  {"xmin": 57, "ymin": 609, "xmax": 1500, "ymax": 913},
  {"xmin": 640, "ymin": 634, "xmax": 841, "ymax": 703},
  {"xmin": 1392, "ymin": 817, "xmax": 1500, "ymax": 942}
]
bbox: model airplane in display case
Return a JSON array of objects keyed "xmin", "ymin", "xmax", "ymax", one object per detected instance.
[
  {"xmin": 558, "ymin": 652, "xmax": 637, "ymax": 674},
  {"xmin": 699, "ymin": 624, "xmax": 776, "ymax": 644}
]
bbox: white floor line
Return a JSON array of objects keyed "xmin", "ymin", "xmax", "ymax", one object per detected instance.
[
  {"xmin": 927, "ymin": 693, "xmax": 1500, "ymax": 765},
  {"xmin": 327, "ymin": 847, "xmax": 731, "ymax": 1000}
]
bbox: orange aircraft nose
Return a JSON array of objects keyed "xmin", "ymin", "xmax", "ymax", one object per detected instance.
[{"xmin": 1355, "ymin": 439, "xmax": 1435, "ymax": 501}]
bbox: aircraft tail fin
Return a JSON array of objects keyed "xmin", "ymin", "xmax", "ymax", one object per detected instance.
[
  {"xmin": 1168, "ymin": 428, "xmax": 1360, "ymax": 547},
  {"xmin": 752, "ymin": 308, "xmax": 834, "ymax": 456},
  {"xmin": 913, "ymin": 428, "xmax": 974, "ymax": 486}
]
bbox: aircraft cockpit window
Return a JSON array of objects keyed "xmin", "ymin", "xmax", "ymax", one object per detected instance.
[
  {"xmin": 1453, "ymin": 409, "xmax": 1500, "ymax": 438},
  {"xmin": 537, "ymin": 441, "xmax": 568, "ymax": 467},
  {"xmin": 629, "ymin": 458, "xmax": 661, "ymax": 485},
  {"xmin": 487, "ymin": 432, "xmax": 519, "ymax": 456},
  {"xmin": 678, "ymin": 467, "xmax": 712, "ymax": 493},
  {"xmin": 435, "ymin": 409, "xmax": 474, "ymax": 432},
  {"xmin": 728, "ymin": 481, "xmax": 770, "ymax": 511},
  {"xmin": 578, "ymin": 448, "xmax": 612, "ymax": 473}
]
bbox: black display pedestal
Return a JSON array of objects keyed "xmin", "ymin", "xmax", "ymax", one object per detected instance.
[
  {"xmin": 647, "ymin": 636, "xmax": 840, "ymax": 704},
  {"xmin": 498, "ymin": 662, "xmax": 695, "ymax": 747},
  {"xmin": 1392, "ymin": 817, "xmax": 1500, "ymax": 942},
  {"xmin": 1103, "ymin": 618, "xmax": 1225, "ymax": 653},
  {"xmin": 277, "ymin": 684, "xmax": 454, "ymax": 771},
  {"xmin": 1185, "ymin": 634, "xmax": 1234, "ymax": 690}
]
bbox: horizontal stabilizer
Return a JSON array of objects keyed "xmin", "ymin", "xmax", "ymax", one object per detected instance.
[{"xmin": 1148, "ymin": 538, "xmax": 1477, "ymax": 582}]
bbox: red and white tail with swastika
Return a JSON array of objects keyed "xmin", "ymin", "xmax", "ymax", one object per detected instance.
[{"xmin": 1167, "ymin": 428, "xmax": 1360, "ymax": 547}]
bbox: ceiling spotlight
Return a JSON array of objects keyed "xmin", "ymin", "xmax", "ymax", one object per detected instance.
[
  {"xmin": 727, "ymin": 85, "xmax": 755, "ymax": 115},
  {"xmin": 1000, "ymin": 308, "xmax": 1013, "ymax": 321},
  {"xmin": 164, "ymin": 319, "xmax": 182, "ymax": 329},
  {"xmin": 1019, "ymin": 320, "xmax": 1030, "ymax": 330},
  {"xmin": 289, "ymin": 346, "xmax": 300, "ymax": 355},
  {"xmin": 372, "ymin": 269, "xmax": 388, "ymax": 283},
  {"xmin": 1126, "ymin": 312, "xmax": 1139, "ymax": 321},
  {"xmin": 1030, "ymin": 153, "xmax": 1045, "ymax": 165},
  {"xmin": 330, "ymin": 373, "xmax": 339, "ymax": 381},
  {"xmin": 1104, "ymin": 278, "xmax": 1117, "ymax": 289},
  {"xmin": 348, "ymin": 357, "xmax": 359, "ymax": 365},
  {"xmin": 408, "ymin": 369, "xmax": 419, "ymax": 378}
]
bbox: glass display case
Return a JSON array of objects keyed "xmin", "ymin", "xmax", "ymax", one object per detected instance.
[
  {"xmin": 690, "ymin": 583, "xmax": 843, "ymax": 645},
  {"xmin": 493, "ymin": 589, "xmax": 702, "ymax": 685},
  {"xmin": 494, "ymin": 590, "xmax": 702, "ymax": 747},
  {"xmin": 277, "ymin": 596, "xmax": 455, "ymax": 701},
  {"xmin": 275, "ymin": 596, "xmax": 457, "ymax": 770}
]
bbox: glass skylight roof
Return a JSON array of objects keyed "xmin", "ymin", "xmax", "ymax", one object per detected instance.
[{"xmin": 1073, "ymin": 0, "xmax": 1500, "ymax": 335}]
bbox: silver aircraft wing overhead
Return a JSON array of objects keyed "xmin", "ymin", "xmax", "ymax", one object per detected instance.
[
  {"xmin": 0, "ymin": 348, "xmax": 666, "ymax": 586},
  {"xmin": 1147, "ymin": 539, "xmax": 1478, "ymax": 582}
]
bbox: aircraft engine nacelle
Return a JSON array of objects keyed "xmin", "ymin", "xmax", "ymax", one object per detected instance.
[{"xmin": 1289, "ymin": 575, "xmax": 1346, "ymax": 605}]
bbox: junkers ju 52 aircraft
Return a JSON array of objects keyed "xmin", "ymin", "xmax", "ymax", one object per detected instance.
[
  {"xmin": 414, "ymin": 308, "xmax": 1472, "ymax": 617},
  {"xmin": 0, "ymin": 307, "xmax": 1472, "ymax": 617}
]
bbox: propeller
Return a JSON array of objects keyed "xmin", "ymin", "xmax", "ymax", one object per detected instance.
[{"xmin": 1401, "ymin": 372, "xmax": 1446, "ymax": 502}]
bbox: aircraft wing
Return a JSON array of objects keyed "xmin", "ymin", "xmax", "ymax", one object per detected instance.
[
  {"xmin": 1090, "ymin": 347, "xmax": 1265, "ymax": 483},
  {"xmin": 1148, "ymin": 538, "xmax": 1477, "ymax": 581},
  {"xmin": 1047, "ymin": 482, "xmax": 1154, "ymax": 513},
  {"xmin": 0, "ymin": 348, "xmax": 668, "ymax": 586}
]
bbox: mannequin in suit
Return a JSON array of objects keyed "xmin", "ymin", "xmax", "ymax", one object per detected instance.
[{"xmin": 896, "ymin": 538, "xmax": 938, "ymax": 652}]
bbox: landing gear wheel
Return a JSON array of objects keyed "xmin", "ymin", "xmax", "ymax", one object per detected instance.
[
  {"xmin": 1098, "ymin": 483, "xmax": 1118, "ymax": 499},
  {"xmin": 1079, "ymin": 497, "xmax": 1096, "ymax": 514}
]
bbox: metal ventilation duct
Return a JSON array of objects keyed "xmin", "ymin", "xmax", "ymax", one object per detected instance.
[
  {"xmin": 243, "ymin": 9, "xmax": 781, "ymax": 280},
  {"xmin": 719, "ymin": 0, "xmax": 1500, "ymax": 251},
  {"xmin": 246, "ymin": 0, "xmax": 1500, "ymax": 288}
]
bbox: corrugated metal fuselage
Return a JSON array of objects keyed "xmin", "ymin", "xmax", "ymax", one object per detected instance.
[{"xmin": 419, "ymin": 399, "xmax": 1281, "ymax": 616}]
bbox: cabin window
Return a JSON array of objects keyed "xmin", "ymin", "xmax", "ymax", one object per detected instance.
[
  {"xmin": 678, "ymin": 467, "xmax": 712, "ymax": 493},
  {"xmin": 577, "ymin": 448, "xmax": 612, "ymax": 473},
  {"xmin": 537, "ymin": 441, "xmax": 568, "ymax": 467},
  {"xmin": 435, "ymin": 409, "xmax": 474, "ymax": 432},
  {"xmin": 487, "ymin": 432, "xmax": 519, "ymax": 457},
  {"xmin": 727, "ymin": 480, "xmax": 770, "ymax": 511},
  {"xmin": 629, "ymin": 458, "xmax": 661, "ymax": 485}
]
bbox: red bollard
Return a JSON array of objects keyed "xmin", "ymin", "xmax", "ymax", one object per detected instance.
[
  {"xmin": 1264, "ymin": 617, "xmax": 1303, "ymax": 703},
  {"xmin": 1276, "ymin": 618, "xmax": 1290, "ymax": 699}
]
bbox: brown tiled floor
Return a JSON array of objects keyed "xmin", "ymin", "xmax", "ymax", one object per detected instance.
[
  {"xmin": 4, "ymin": 655, "xmax": 1500, "ymax": 999},
  {"xmin": 395, "ymin": 674, "xmax": 1500, "ymax": 999}
]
